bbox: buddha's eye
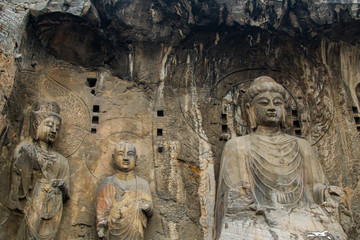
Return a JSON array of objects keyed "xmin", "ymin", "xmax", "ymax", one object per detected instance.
[
  {"xmin": 257, "ymin": 100, "xmax": 269, "ymax": 106},
  {"xmin": 117, "ymin": 151, "xmax": 125, "ymax": 156},
  {"xmin": 46, "ymin": 121, "xmax": 54, "ymax": 127},
  {"xmin": 127, "ymin": 151, "xmax": 135, "ymax": 156},
  {"xmin": 273, "ymin": 98, "xmax": 283, "ymax": 106}
]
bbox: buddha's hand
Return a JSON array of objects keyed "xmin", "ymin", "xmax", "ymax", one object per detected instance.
[
  {"xmin": 97, "ymin": 227, "xmax": 105, "ymax": 238},
  {"xmin": 110, "ymin": 205, "xmax": 122, "ymax": 223},
  {"xmin": 322, "ymin": 186, "xmax": 348, "ymax": 214},
  {"xmin": 50, "ymin": 179, "xmax": 65, "ymax": 187},
  {"xmin": 140, "ymin": 200, "xmax": 152, "ymax": 213}
]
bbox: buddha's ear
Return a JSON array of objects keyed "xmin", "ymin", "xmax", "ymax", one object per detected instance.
[
  {"xmin": 245, "ymin": 103, "xmax": 257, "ymax": 131},
  {"xmin": 280, "ymin": 106, "xmax": 286, "ymax": 128},
  {"xmin": 32, "ymin": 119, "xmax": 41, "ymax": 140}
]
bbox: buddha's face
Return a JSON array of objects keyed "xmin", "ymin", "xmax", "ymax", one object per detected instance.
[
  {"xmin": 114, "ymin": 143, "xmax": 137, "ymax": 172},
  {"xmin": 251, "ymin": 91, "xmax": 284, "ymax": 127},
  {"xmin": 35, "ymin": 116, "xmax": 61, "ymax": 144}
]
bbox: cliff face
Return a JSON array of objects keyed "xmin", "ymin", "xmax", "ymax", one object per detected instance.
[{"xmin": 1, "ymin": 1, "xmax": 360, "ymax": 239}]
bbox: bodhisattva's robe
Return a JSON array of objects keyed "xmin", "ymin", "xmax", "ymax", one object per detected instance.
[
  {"xmin": 215, "ymin": 133, "xmax": 346, "ymax": 240},
  {"xmin": 96, "ymin": 175, "xmax": 153, "ymax": 240},
  {"xmin": 7, "ymin": 142, "xmax": 70, "ymax": 240}
]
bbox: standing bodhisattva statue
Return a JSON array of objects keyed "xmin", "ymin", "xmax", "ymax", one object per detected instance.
[
  {"xmin": 215, "ymin": 76, "xmax": 348, "ymax": 239},
  {"xmin": 96, "ymin": 142, "xmax": 153, "ymax": 240},
  {"xmin": 7, "ymin": 100, "xmax": 70, "ymax": 240}
]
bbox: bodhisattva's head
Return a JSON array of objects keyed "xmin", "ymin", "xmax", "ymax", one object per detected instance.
[
  {"xmin": 113, "ymin": 142, "xmax": 137, "ymax": 172},
  {"xmin": 30, "ymin": 100, "xmax": 62, "ymax": 145},
  {"xmin": 243, "ymin": 76, "xmax": 287, "ymax": 131}
]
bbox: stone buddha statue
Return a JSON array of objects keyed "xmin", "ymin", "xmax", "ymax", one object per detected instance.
[
  {"xmin": 96, "ymin": 142, "xmax": 153, "ymax": 240},
  {"xmin": 215, "ymin": 76, "xmax": 348, "ymax": 239},
  {"xmin": 6, "ymin": 100, "xmax": 70, "ymax": 240}
]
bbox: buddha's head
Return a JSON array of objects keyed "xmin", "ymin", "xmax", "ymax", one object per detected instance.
[
  {"xmin": 30, "ymin": 100, "xmax": 62, "ymax": 145},
  {"xmin": 113, "ymin": 142, "xmax": 137, "ymax": 172},
  {"xmin": 243, "ymin": 76, "xmax": 286, "ymax": 131}
]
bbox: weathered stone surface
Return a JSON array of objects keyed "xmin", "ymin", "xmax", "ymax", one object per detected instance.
[
  {"xmin": 0, "ymin": 1, "xmax": 360, "ymax": 239},
  {"xmin": 215, "ymin": 76, "xmax": 348, "ymax": 239}
]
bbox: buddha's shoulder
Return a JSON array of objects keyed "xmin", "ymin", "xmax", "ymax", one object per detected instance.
[
  {"xmin": 136, "ymin": 176, "xmax": 151, "ymax": 187},
  {"xmin": 285, "ymin": 134, "xmax": 311, "ymax": 145},
  {"xmin": 224, "ymin": 135, "xmax": 250, "ymax": 150},
  {"xmin": 52, "ymin": 151, "xmax": 69, "ymax": 165},
  {"xmin": 15, "ymin": 141, "xmax": 35, "ymax": 152},
  {"xmin": 283, "ymin": 133, "xmax": 312, "ymax": 149}
]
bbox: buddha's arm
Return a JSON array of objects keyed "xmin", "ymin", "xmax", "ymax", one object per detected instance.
[
  {"xmin": 215, "ymin": 138, "xmax": 239, "ymax": 239},
  {"xmin": 6, "ymin": 165, "xmax": 21, "ymax": 210},
  {"xmin": 299, "ymin": 138, "xmax": 328, "ymax": 204},
  {"xmin": 138, "ymin": 178, "xmax": 153, "ymax": 217},
  {"xmin": 6, "ymin": 146, "xmax": 29, "ymax": 211},
  {"xmin": 58, "ymin": 156, "xmax": 71, "ymax": 201},
  {"xmin": 96, "ymin": 183, "xmax": 114, "ymax": 233}
]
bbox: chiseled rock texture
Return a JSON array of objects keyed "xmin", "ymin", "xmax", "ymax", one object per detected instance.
[{"xmin": 0, "ymin": 0, "xmax": 360, "ymax": 239}]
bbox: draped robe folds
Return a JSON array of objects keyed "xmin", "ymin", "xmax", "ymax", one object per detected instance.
[
  {"xmin": 96, "ymin": 175, "xmax": 153, "ymax": 240},
  {"xmin": 7, "ymin": 142, "xmax": 70, "ymax": 240},
  {"xmin": 215, "ymin": 133, "xmax": 347, "ymax": 240}
]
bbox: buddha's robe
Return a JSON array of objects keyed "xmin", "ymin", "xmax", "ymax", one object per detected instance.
[
  {"xmin": 7, "ymin": 142, "xmax": 70, "ymax": 240},
  {"xmin": 96, "ymin": 175, "xmax": 153, "ymax": 240},
  {"xmin": 215, "ymin": 133, "xmax": 346, "ymax": 240}
]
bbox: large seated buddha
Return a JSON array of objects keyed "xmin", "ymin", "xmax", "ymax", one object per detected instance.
[{"xmin": 215, "ymin": 76, "xmax": 348, "ymax": 240}]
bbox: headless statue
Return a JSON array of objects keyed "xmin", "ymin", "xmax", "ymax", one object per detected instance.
[
  {"xmin": 215, "ymin": 76, "xmax": 349, "ymax": 240},
  {"xmin": 96, "ymin": 142, "xmax": 153, "ymax": 240}
]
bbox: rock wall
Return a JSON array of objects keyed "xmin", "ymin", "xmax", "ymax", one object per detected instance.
[{"xmin": 0, "ymin": 0, "xmax": 360, "ymax": 239}]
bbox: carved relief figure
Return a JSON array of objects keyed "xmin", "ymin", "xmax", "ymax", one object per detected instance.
[
  {"xmin": 96, "ymin": 142, "xmax": 153, "ymax": 240},
  {"xmin": 215, "ymin": 76, "xmax": 348, "ymax": 239},
  {"xmin": 6, "ymin": 100, "xmax": 70, "ymax": 240}
]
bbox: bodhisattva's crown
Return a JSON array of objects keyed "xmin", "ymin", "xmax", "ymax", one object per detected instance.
[{"xmin": 31, "ymin": 100, "xmax": 61, "ymax": 120}]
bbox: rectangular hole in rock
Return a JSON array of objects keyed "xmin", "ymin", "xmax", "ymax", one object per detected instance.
[
  {"xmin": 355, "ymin": 117, "xmax": 360, "ymax": 124},
  {"xmin": 295, "ymin": 130, "xmax": 302, "ymax": 135},
  {"xmin": 292, "ymin": 110, "xmax": 298, "ymax": 117},
  {"xmin": 221, "ymin": 114, "xmax": 227, "ymax": 120},
  {"xmin": 357, "ymin": 126, "xmax": 360, "ymax": 132},
  {"xmin": 157, "ymin": 110, "xmax": 164, "ymax": 117},
  {"xmin": 157, "ymin": 128, "xmax": 163, "ymax": 136},
  {"xmin": 93, "ymin": 105, "xmax": 100, "ymax": 113},
  {"xmin": 353, "ymin": 106, "xmax": 358, "ymax": 114},
  {"xmin": 91, "ymin": 128, "xmax": 97, "ymax": 134},
  {"xmin": 92, "ymin": 116, "xmax": 99, "ymax": 124},
  {"xmin": 87, "ymin": 78, "xmax": 97, "ymax": 88},
  {"xmin": 222, "ymin": 125, "xmax": 228, "ymax": 133},
  {"xmin": 293, "ymin": 120, "xmax": 301, "ymax": 128}
]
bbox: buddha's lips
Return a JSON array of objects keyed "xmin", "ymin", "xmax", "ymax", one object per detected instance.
[{"xmin": 48, "ymin": 133, "xmax": 56, "ymax": 139}]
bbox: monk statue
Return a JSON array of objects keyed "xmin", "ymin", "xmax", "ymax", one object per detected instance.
[
  {"xmin": 215, "ymin": 76, "xmax": 349, "ymax": 239},
  {"xmin": 96, "ymin": 142, "xmax": 153, "ymax": 240},
  {"xmin": 6, "ymin": 100, "xmax": 70, "ymax": 240}
]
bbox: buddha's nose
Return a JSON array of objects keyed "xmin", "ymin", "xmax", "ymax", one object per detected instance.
[{"xmin": 51, "ymin": 125, "xmax": 57, "ymax": 133}]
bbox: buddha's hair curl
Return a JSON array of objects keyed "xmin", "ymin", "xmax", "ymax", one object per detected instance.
[
  {"xmin": 114, "ymin": 142, "xmax": 137, "ymax": 154},
  {"xmin": 243, "ymin": 76, "xmax": 286, "ymax": 107}
]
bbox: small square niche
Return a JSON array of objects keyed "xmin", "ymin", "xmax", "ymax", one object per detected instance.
[
  {"xmin": 93, "ymin": 105, "xmax": 100, "ymax": 113},
  {"xmin": 87, "ymin": 78, "xmax": 97, "ymax": 88},
  {"xmin": 157, "ymin": 110, "xmax": 164, "ymax": 117},
  {"xmin": 92, "ymin": 116, "xmax": 99, "ymax": 124}
]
